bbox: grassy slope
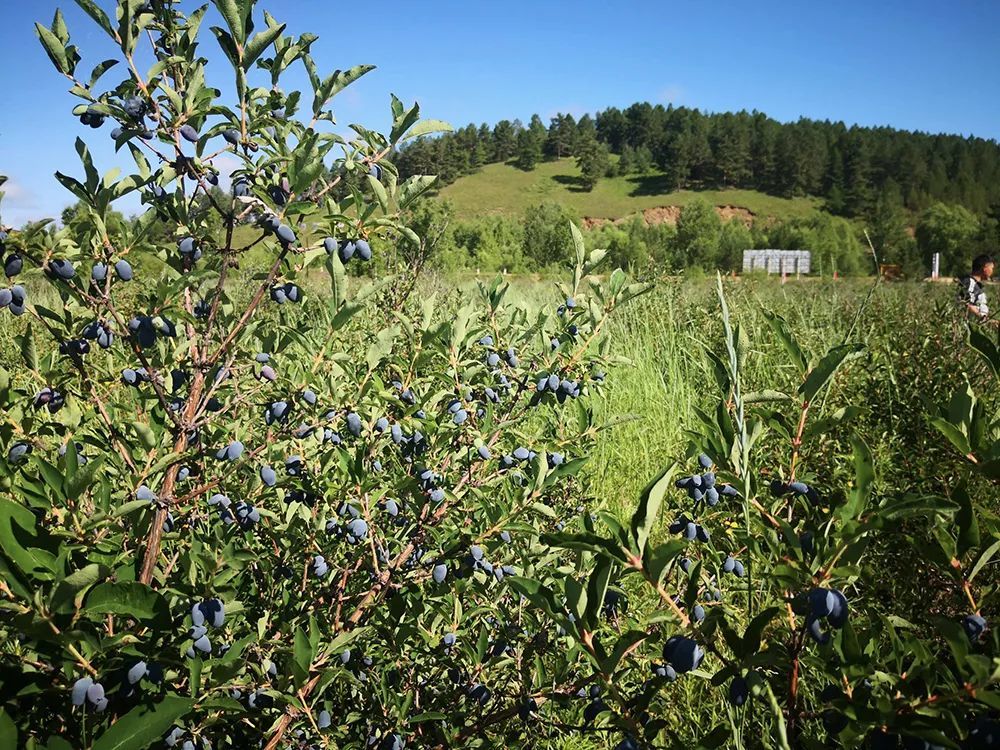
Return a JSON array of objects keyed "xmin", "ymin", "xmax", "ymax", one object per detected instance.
[{"xmin": 437, "ymin": 158, "xmax": 821, "ymax": 222}]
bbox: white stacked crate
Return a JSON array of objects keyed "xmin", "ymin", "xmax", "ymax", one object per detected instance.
[{"xmin": 742, "ymin": 250, "xmax": 811, "ymax": 275}]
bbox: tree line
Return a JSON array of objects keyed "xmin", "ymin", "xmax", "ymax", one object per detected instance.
[{"xmin": 395, "ymin": 103, "xmax": 1000, "ymax": 219}]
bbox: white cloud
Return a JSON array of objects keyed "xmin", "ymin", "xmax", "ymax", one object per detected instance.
[{"xmin": 0, "ymin": 178, "xmax": 57, "ymax": 229}]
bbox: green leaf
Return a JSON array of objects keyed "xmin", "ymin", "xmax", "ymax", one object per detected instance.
[
  {"xmin": 400, "ymin": 119, "xmax": 453, "ymax": 141},
  {"xmin": 243, "ymin": 24, "xmax": 285, "ymax": 70},
  {"xmin": 326, "ymin": 253, "xmax": 347, "ymax": 309},
  {"xmin": 85, "ymin": 581, "xmax": 170, "ymax": 625},
  {"xmin": 131, "ymin": 422, "xmax": 157, "ymax": 451},
  {"xmin": 0, "ymin": 498, "xmax": 59, "ymax": 578},
  {"xmin": 318, "ymin": 64, "xmax": 376, "ymax": 110},
  {"xmin": 35, "ymin": 23, "xmax": 68, "ymax": 73},
  {"xmin": 955, "ymin": 484, "xmax": 981, "ymax": 558},
  {"xmin": 742, "ymin": 607, "xmax": 780, "ymax": 656},
  {"xmin": 564, "ymin": 576, "xmax": 587, "ymax": 624},
  {"xmin": 644, "ymin": 541, "xmax": 685, "ymax": 586},
  {"xmin": 968, "ymin": 325, "xmax": 1000, "ymax": 379},
  {"xmin": 366, "ymin": 326, "xmax": 399, "ymax": 371},
  {"xmin": 929, "ymin": 418, "xmax": 972, "ymax": 455},
  {"xmin": 19, "ymin": 326, "xmax": 38, "ymax": 371},
  {"xmin": 293, "ymin": 626, "xmax": 314, "ymax": 686},
  {"xmin": 798, "ymin": 343, "xmax": 864, "ymax": 404},
  {"xmin": 409, "ymin": 712, "xmax": 447, "ymax": 722},
  {"xmin": 92, "ymin": 695, "xmax": 193, "ymax": 750},
  {"xmin": 210, "ymin": 26, "xmax": 239, "ymax": 67},
  {"xmin": 840, "ymin": 434, "xmax": 874, "ymax": 519},
  {"xmin": 584, "ymin": 558, "xmax": 612, "ymax": 630},
  {"xmin": 88, "ymin": 59, "xmax": 119, "ymax": 88},
  {"xmin": 55, "ymin": 171, "xmax": 90, "ymax": 203},
  {"xmin": 33, "ymin": 455, "xmax": 66, "ymax": 498},
  {"xmin": 0, "ymin": 709, "xmax": 16, "ymax": 748},
  {"xmin": 570, "ymin": 221, "xmax": 586, "ymax": 276},
  {"xmin": 367, "ymin": 174, "xmax": 389, "ymax": 213},
  {"xmin": 762, "ymin": 310, "xmax": 808, "ymax": 375},
  {"xmin": 630, "ymin": 463, "xmax": 676, "ymax": 555},
  {"xmin": 113, "ymin": 498, "xmax": 153, "ymax": 518},
  {"xmin": 398, "ymin": 175, "xmax": 437, "ymax": 209},
  {"xmin": 507, "ymin": 577, "xmax": 560, "ymax": 619},
  {"xmin": 969, "ymin": 538, "xmax": 1000, "ymax": 582},
  {"xmin": 75, "ymin": 0, "xmax": 114, "ymax": 37},
  {"xmin": 117, "ymin": 0, "xmax": 140, "ymax": 54},
  {"xmin": 695, "ymin": 725, "xmax": 733, "ymax": 749},
  {"xmin": 211, "ymin": 0, "xmax": 245, "ymax": 44},
  {"xmin": 51, "ymin": 563, "xmax": 108, "ymax": 613},
  {"xmin": 65, "ymin": 455, "xmax": 105, "ymax": 500},
  {"xmin": 325, "ymin": 627, "xmax": 370, "ymax": 659},
  {"xmin": 602, "ymin": 630, "xmax": 648, "ymax": 674}
]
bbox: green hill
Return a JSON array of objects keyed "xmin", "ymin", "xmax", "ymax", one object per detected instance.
[{"xmin": 437, "ymin": 158, "xmax": 822, "ymax": 224}]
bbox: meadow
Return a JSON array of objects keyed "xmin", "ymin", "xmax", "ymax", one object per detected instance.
[{"xmin": 437, "ymin": 159, "xmax": 822, "ymax": 223}]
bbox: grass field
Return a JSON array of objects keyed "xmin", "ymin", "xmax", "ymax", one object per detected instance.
[{"xmin": 436, "ymin": 158, "xmax": 822, "ymax": 223}]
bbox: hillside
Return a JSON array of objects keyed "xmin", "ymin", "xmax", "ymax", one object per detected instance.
[{"xmin": 436, "ymin": 158, "xmax": 822, "ymax": 225}]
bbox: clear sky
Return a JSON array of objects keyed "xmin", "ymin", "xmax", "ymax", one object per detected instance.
[{"xmin": 1, "ymin": 0, "xmax": 999, "ymax": 227}]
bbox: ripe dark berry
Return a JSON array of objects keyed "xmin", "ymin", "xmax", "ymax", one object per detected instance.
[
  {"xmin": 346, "ymin": 412, "xmax": 362, "ymax": 437},
  {"xmin": 4, "ymin": 253, "xmax": 22, "ymax": 277},
  {"xmin": 432, "ymin": 564, "xmax": 447, "ymax": 583},
  {"xmin": 729, "ymin": 676, "xmax": 749, "ymax": 706},
  {"xmin": 963, "ymin": 613, "xmax": 988, "ymax": 643},
  {"xmin": 809, "ymin": 588, "xmax": 836, "ymax": 618},
  {"xmin": 114, "ymin": 259, "xmax": 133, "ymax": 280},
  {"xmin": 662, "ymin": 635, "xmax": 704, "ymax": 673},
  {"xmin": 48, "ymin": 259, "xmax": 76, "ymax": 280}
]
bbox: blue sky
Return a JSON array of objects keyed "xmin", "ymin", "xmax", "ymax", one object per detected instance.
[{"xmin": 2, "ymin": 0, "xmax": 999, "ymax": 226}]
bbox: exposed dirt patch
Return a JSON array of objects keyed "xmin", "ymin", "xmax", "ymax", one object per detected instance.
[
  {"xmin": 640, "ymin": 205, "xmax": 682, "ymax": 225},
  {"xmin": 716, "ymin": 205, "xmax": 755, "ymax": 226},
  {"xmin": 579, "ymin": 216, "xmax": 612, "ymax": 230},
  {"xmin": 582, "ymin": 204, "xmax": 755, "ymax": 230}
]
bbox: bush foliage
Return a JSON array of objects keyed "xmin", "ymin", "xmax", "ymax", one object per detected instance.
[{"xmin": 2, "ymin": 2, "xmax": 1000, "ymax": 749}]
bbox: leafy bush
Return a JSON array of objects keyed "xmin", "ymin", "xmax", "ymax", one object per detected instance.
[
  {"xmin": 3, "ymin": 2, "xmax": 1000, "ymax": 750},
  {"xmin": 510, "ymin": 280, "xmax": 1000, "ymax": 747},
  {"xmin": 0, "ymin": 2, "xmax": 648, "ymax": 748}
]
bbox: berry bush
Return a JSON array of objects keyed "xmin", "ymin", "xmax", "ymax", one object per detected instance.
[
  {"xmin": 0, "ymin": 2, "xmax": 650, "ymax": 747},
  {"xmin": 1, "ymin": 2, "xmax": 1000, "ymax": 749}
]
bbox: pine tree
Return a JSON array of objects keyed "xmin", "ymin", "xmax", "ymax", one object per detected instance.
[
  {"xmin": 492, "ymin": 120, "xmax": 518, "ymax": 162},
  {"xmin": 596, "ymin": 107, "xmax": 628, "ymax": 152},
  {"xmin": 842, "ymin": 130, "xmax": 873, "ymax": 216},
  {"xmin": 710, "ymin": 112, "xmax": 752, "ymax": 187},
  {"xmin": 515, "ymin": 128, "xmax": 542, "ymax": 171},
  {"xmin": 633, "ymin": 145, "xmax": 654, "ymax": 176},
  {"xmin": 576, "ymin": 132, "xmax": 610, "ymax": 191},
  {"xmin": 545, "ymin": 113, "xmax": 577, "ymax": 159},
  {"xmin": 617, "ymin": 145, "xmax": 635, "ymax": 175},
  {"xmin": 868, "ymin": 180, "xmax": 908, "ymax": 261}
]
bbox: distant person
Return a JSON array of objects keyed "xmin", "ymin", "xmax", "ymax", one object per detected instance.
[{"xmin": 958, "ymin": 254, "xmax": 995, "ymax": 325}]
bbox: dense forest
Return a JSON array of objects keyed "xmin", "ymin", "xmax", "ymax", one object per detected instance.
[{"xmin": 395, "ymin": 103, "xmax": 1000, "ymax": 219}]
